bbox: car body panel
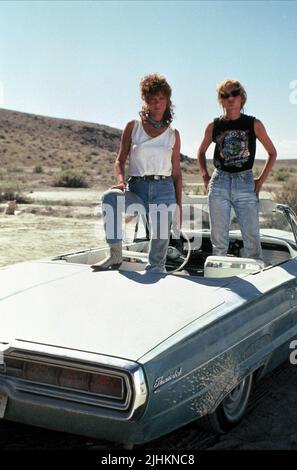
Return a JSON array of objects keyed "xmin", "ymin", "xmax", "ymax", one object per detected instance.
[
  {"xmin": 0, "ymin": 261, "xmax": 227, "ymax": 360},
  {"xmin": 1, "ymin": 259, "xmax": 296, "ymax": 363}
]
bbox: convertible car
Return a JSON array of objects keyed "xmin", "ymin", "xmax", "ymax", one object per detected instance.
[{"xmin": 0, "ymin": 195, "xmax": 297, "ymax": 447}]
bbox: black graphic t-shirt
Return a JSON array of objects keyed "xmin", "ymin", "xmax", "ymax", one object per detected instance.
[{"xmin": 212, "ymin": 114, "xmax": 256, "ymax": 172}]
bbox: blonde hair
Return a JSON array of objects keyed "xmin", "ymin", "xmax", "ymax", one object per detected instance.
[
  {"xmin": 216, "ymin": 79, "xmax": 247, "ymax": 110},
  {"xmin": 140, "ymin": 73, "xmax": 174, "ymax": 123}
]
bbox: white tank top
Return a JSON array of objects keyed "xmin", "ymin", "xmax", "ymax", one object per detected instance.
[{"xmin": 128, "ymin": 120, "xmax": 176, "ymax": 176}]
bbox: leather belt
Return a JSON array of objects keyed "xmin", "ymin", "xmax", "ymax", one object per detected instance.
[{"xmin": 130, "ymin": 175, "xmax": 170, "ymax": 181}]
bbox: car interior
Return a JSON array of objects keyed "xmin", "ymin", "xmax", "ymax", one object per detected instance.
[{"xmin": 54, "ymin": 196, "xmax": 297, "ymax": 278}]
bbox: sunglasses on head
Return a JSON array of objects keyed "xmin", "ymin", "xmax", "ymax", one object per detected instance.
[{"xmin": 219, "ymin": 88, "xmax": 241, "ymax": 99}]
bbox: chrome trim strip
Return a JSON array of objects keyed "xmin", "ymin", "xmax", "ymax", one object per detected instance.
[
  {"xmin": 7, "ymin": 340, "xmax": 134, "ymax": 370},
  {"xmin": 129, "ymin": 366, "xmax": 148, "ymax": 419},
  {"xmin": 14, "ymin": 381, "xmax": 129, "ymax": 411}
]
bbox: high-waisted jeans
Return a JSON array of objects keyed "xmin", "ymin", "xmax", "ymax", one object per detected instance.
[
  {"xmin": 101, "ymin": 177, "xmax": 177, "ymax": 273},
  {"xmin": 208, "ymin": 168, "xmax": 262, "ymax": 259}
]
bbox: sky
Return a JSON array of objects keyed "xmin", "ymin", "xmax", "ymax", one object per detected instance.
[{"xmin": 0, "ymin": 0, "xmax": 297, "ymax": 159}]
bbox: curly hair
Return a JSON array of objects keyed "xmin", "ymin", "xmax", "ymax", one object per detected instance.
[
  {"xmin": 139, "ymin": 73, "xmax": 174, "ymax": 123},
  {"xmin": 216, "ymin": 79, "xmax": 247, "ymax": 110}
]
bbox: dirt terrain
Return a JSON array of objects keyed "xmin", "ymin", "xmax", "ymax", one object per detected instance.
[{"xmin": 0, "ymin": 189, "xmax": 106, "ymax": 267}]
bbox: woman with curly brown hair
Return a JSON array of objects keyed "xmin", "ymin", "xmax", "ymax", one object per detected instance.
[
  {"xmin": 92, "ymin": 73, "xmax": 182, "ymax": 273},
  {"xmin": 197, "ymin": 79, "xmax": 277, "ymax": 259}
]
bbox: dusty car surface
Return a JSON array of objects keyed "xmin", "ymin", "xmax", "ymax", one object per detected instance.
[{"xmin": 0, "ymin": 195, "xmax": 297, "ymax": 447}]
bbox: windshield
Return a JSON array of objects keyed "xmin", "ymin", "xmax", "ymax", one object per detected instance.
[{"xmin": 126, "ymin": 196, "xmax": 297, "ymax": 248}]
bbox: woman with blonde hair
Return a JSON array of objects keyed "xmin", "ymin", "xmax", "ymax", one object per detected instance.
[
  {"xmin": 92, "ymin": 73, "xmax": 182, "ymax": 273},
  {"xmin": 197, "ymin": 79, "xmax": 277, "ymax": 259}
]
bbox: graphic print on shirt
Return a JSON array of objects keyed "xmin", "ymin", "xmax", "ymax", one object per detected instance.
[{"xmin": 216, "ymin": 129, "xmax": 250, "ymax": 168}]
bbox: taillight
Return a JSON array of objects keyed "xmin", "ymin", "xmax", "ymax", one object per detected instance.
[
  {"xmin": 3, "ymin": 356, "xmax": 128, "ymax": 402},
  {"xmin": 90, "ymin": 373, "xmax": 124, "ymax": 399},
  {"xmin": 59, "ymin": 369, "xmax": 89, "ymax": 391},
  {"xmin": 24, "ymin": 363, "xmax": 57, "ymax": 385}
]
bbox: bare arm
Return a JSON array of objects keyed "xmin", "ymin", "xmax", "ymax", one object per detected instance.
[
  {"xmin": 197, "ymin": 122, "xmax": 214, "ymax": 190},
  {"xmin": 254, "ymin": 119, "xmax": 277, "ymax": 195},
  {"xmin": 112, "ymin": 120, "xmax": 135, "ymax": 191},
  {"xmin": 172, "ymin": 129, "xmax": 182, "ymax": 226}
]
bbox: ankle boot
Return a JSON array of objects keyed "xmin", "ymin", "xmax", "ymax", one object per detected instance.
[{"xmin": 91, "ymin": 242, "xmax": 123, "ymax": 271}]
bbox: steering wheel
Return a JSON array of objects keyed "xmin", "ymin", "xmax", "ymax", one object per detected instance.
[{"xmin": 166, "ymin": 230, "xmax": 191, "ymax": 273}]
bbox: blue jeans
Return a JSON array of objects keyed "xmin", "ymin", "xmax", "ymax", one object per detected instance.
[
  {"xmin": 208, "ymin": 169, "xmax": 262, "ymax": 259},
  {"xmin": 101, "ymin": 177, "xmax": 177, "ymax": 273}
]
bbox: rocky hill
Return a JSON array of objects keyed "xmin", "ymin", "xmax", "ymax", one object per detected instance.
[{"xmin": 0, "ymin": 108, "xmax": 196, "ymax": 192}]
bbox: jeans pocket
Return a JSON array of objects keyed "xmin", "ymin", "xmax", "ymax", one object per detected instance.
[
  {"xmin": 209, "ymin": 175, "xmax": 216, "ymax": 187},
  {"xmin": 209, "ymin": 172, "xmax": 221, "ymax": 191}
]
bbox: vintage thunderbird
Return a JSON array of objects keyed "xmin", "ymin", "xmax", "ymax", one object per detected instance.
[{"xmin": 0, "ymin": 195, "xmax": 297, "ymax": 447}]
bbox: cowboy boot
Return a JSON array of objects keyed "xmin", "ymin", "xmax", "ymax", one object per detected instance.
[{"xmin": 91, "ymin": 242, "xmax": 123, "ymax": 271}]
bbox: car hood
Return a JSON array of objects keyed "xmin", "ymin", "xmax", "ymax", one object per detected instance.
[{"xmin": 0, "ymin": 261, "xmax": 239, "ymax": 361}]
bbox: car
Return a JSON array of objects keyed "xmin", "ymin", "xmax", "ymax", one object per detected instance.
[{"xmin": 0, "ymin": 195, "xmax": 297, "ymax": 447}]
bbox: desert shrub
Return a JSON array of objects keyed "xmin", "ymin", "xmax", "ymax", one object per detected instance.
[
  {"xmin": 33, "ymin": 165, "xmax": 43, "ymax": 174},
  {"xmin": 274, "ymin": 177, "xmax": 297, "ymax": 213},
  {"xmin": 7, "ymin": 166, "xmax": 24, "ymax": 173},
  {"xmin": 193, "ymin": 185, "xmax": 206, "ymax": 195},
  {"xmin": 61, "ymin": 163, "xmax": 73, "ymax": 171},
  {"xmin": 53, "ymin": 170, "xmax": 89, "ymax": 188},
  {"xmin": 274, "ymin": 168, "xmax": 290, "ymax": 182},
  {"xmin": 0, "ymin": 180, "xmax": 30, "ymax": 203}
]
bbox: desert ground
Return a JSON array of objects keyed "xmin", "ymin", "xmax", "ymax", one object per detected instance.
[{"xmin": 0, "ymin": 188, "xmax": 106, "ymax": 268}]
